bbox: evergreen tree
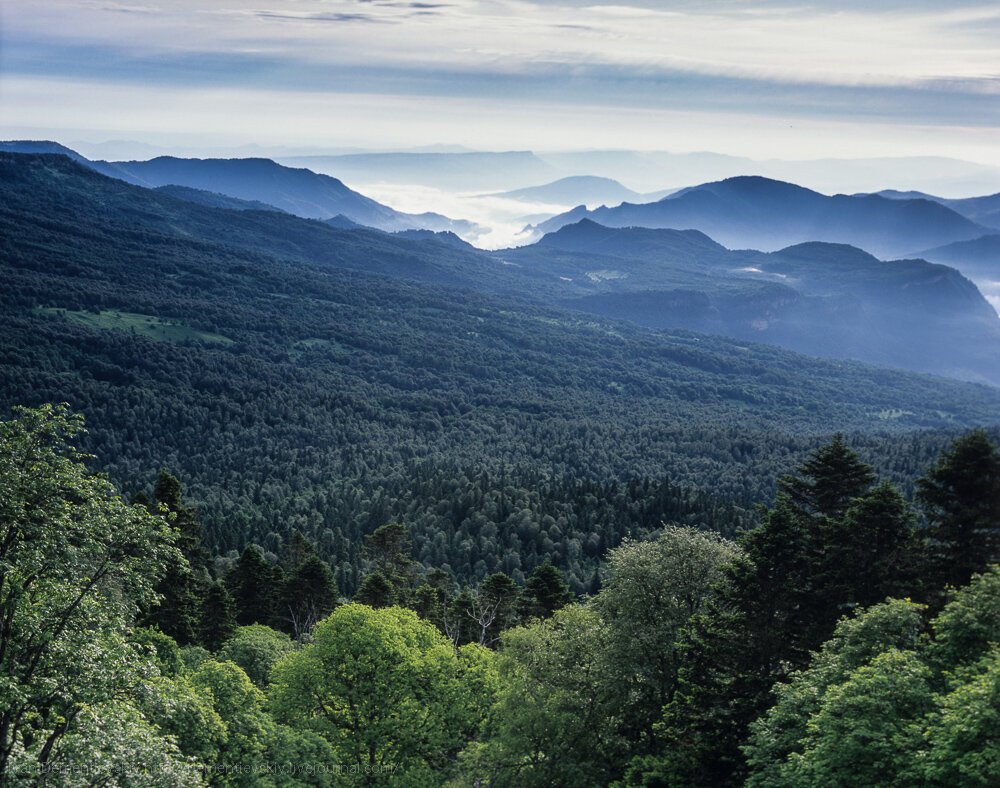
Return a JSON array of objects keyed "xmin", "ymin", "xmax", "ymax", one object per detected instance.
[
  {"xmin": 154, "ymin": 469, "xmax": 209, "ymax": 574},
  {"xmin": 412, "ymin": 568, "xmax": 453, "ymax": 631},
  {"xmin": 518, "ymin": 561, "xmax": 573, "ymax": 619},
  {"xmin": 285, "ymin": 528, "xmax": 316, "ymax": 570},
  {"xmin": 353, "ymin": 571, "xmax": 396, "ymax": 609},
  {"xmin": 777, "ymin": 433, "xmax": 876, "ymax": 520},
  {"xmin": 139, "ymin": 471, "xmax": 206, "ymax": 645},
  {"xmin": 227, "ymin": 544, "xmax": 282, "ymax": 627},
  {"xmin": 279, "ymin": 554, "xmax": 338, "ymax": 639},
  {"xmin": 916, "ymin": 429, "xmax": 1000, "ymax": 592},
  {"xmin": 363, "ymin": 522, "xmax": 418, "ymax": 603},
  {"xmin": 199, "ymin": 581, "xmax": 237, "ymax": 652}
]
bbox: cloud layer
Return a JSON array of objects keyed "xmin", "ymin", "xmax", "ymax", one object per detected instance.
[{"xmin": 2, "ymin": 0, "xmax": 999, "ymax": 160}]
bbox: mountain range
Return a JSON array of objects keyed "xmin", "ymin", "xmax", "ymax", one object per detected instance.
[
  {"xmin": 533, "ymin": 176, "xmax": 991, "ymax": 259},
  {"xmin": 488, "ymin": 176, "xmax": 668, "ymax": 207},
  {"xmin": 0, "ymin": 141, "xmax": 477, "ymax": 235},
  {"xmin": 4, "ymin": 145, "xmax": 999, "ymax": 386},
  {"xmin": 7, "ymin": 150, "xmax": 1000, "ymax": 581},
  {"xmin": 504, "ymin": 219, "xmax": 1000, "ymax": 384}
]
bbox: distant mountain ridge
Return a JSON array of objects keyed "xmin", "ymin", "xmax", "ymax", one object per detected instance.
[
  {"xmin": 490, "ymin": 176, "xmax": 647, "ymax": 207},
  {"xmin": 511, "ymin": 219, "xmax": 1000, "ymax": 384},
  {"xmin": 3, "ymin": 149, "xmax": 999, "ymax": 386},
  {"xmin": 873, "ymin": 189, "xmax": 1000, "ymax": 231},
  {"xmin": 0, "ymin": 141, "xmax": 477, "ymax": 235},
  {"xmin": 534, "ymin": 176, "xmax": 990, "ymax": 258},
  {"xmin": 102, "ymin": 155, "xmax": 480, "ymax": 234}
]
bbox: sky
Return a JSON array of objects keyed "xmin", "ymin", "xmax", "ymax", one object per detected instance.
[{"xmin": 1, "ymin": 0, "xmax": 999, "ymax": 164}]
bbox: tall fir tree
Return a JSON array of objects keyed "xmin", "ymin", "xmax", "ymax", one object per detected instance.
[
  {"xmin": 139, "ymin": 470, "xmax": 206, "ymax": 644},
  {"xmin": 518, "ymin": 560, "xmax": 573, "ymax": 620},
  {"xmin": 279, "ymin": 554, "xmax": 339, "ymax": 640},
  {"xmin": 226, "ymin": 545, "xmax": 283, "ymax": 627},
  {"xmin": 916, "ymin": 429, "xmax": 1000, "ymax": 593},
  {"xmin": 199, "ymin": 581, "xmax": 237, "ymax": 652}
]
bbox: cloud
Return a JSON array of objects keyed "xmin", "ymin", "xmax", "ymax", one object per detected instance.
[{"xmin": 2, "ymin": 0, "xmax": 999, "ymax": 160}]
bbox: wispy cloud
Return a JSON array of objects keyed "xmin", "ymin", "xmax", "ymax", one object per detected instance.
[{"xmin": 2, "ymin": 0, "xmax": 999, "ymax": 160}]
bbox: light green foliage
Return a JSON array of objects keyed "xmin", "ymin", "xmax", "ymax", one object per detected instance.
[
  {"xmin": 789, "ymin": 649, "xmax": 933, "ymax": 787},
  {"xmin": 258, "ymin": 725, "xmax": 336, "ymax": 788},
  {"xmin": 0, "ymin": 404, "xmax": 190, "ymax": 781},
  {"xmin": 269, "ymin": 604, "xmax": 500, "ymax": 785},
  {"xmin": 467, "ymin": 526, "xmax": 740, "ymax": 786},
  {"xmin": 923, "ymin": 652, "xmax": 1000, "ymax": 787},
  {"xmin": 179, "ymin": 644, "xmax": 214, "ymax": 674},
  {"xmin": 744, "ymin": 568, "xmax": 1000, "ymax": 788},
  {"xmin": 217, "ymin": 625, "xmax": 297, "ymax": 688},
  {"xmin": 470, "ymin": 604, "xmax": 617, "ymax": 787},
  {"xmin": 9, "ymin": 698, "xmax": 202, "ymax": 788},
  {"xmin": 596, "ymin": 525, "xmax": 741, "ymax": 744},
  {"xmin": 141, "ymin": 674, "xmax": 228, "ymax": 765},
  {"xmin": 745, "ymin": 597, "xmax": 926, "ymax": 787},
  {"xmin": 189, "ymin": 660, "xmax": 274, "ymax": 785}
]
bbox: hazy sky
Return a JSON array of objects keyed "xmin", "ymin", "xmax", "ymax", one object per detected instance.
[{"xmin": 2, "ymin": 0, "xmax": 999, "ymax": 161}]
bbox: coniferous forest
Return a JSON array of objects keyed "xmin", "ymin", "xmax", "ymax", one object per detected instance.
[{"xmin": 3, "ymin": 151, "xmax": 1000, "ymax": 786}]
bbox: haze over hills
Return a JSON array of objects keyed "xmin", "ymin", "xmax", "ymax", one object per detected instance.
[
  {"xmin": 278, "ymin": 149, "xmax": 1000, "ymax": 197},
  {"xmin": 488, "ymin": 176, "xmax": 660, "ymax": 208},
  {"xmin": 534, "ymin": 176, "xmax": 991, "ymax": 259},
  {"xmin": 4, "ymin": 150, "xmax": 1000, "ymax": 390},
  {"xmin": 277, "ymin": 151, "xmax": 561, "ymax": 192},
  {"xmin": 506, "ymin": 220, "xmax": 1000, "ymax": 385}
]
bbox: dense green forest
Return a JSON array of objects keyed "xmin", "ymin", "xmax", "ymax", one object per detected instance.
[
  {"xmin": 4, "ymin": 152, "xmax": 1000, "ymax": 594},
  {"xmin": 4, "ymin": 151, "xmax": 1000, "ymax": 784},
  {"xmin": 5, "ymin": 405, "xmax": 1000, "ymax": 787}
]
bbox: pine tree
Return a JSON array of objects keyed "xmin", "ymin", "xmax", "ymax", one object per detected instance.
[
  {"xmin": 916, "ymin": 429, "xmax": 1000, "ymax": 592},
  {"xmin": 353, "ymin": 571, "xmax": 396, "ymax": 609},
  {"xmin": 279, "ymin": 554, "xmax": 338, "ymax": 639},
  {"xmin": 226, "ymin": 545, "xmax": 282, "ymax": 627},
  {"xmin": 139, "ymin": 471, "xmax": 206, "ymax": 644},
  {"xmin": 363, "ymin": 522, "xmax": 417, "ymax": 603},
  {"xmin": 199, "ymin": 581, "xmax": 236, "ymax": 652},
  {"xmin": 518, "ymin": 561, "xmax": 573, "ymax": 619}
]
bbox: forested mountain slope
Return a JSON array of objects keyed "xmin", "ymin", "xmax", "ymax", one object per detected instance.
[
  {"xmin": 3, "ymin": 152, "xmax": 1000, "ymax": 592},
  {"xmin": 507, "ymin": 221, "xmax": 1000, "ymax": 384}
]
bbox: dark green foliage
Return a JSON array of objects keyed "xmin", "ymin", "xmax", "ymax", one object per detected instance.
[
  {"xmin": 227, "ymin": 545, "xmax": 283, "ymax": 627},
  {"xmin": 916, "ymin": 429, "xmax": 1000, "ymax": 592},
  {"xmin": 3, "ymin": 153, "xmax": 1000, "ymax": 597},
  {"xmin": 139, "ymin": 472, "xmax": 207, "ymax": 645},
  {"xmin": 632, "ymin": 436, "xmax": 922, "ymax": 788},
  {"xmin": 279, "ymin": 555, "xmax": 339, "ymax": 640},
  {"xmin": 199, "ymin": 581, "xmax": 237, "ymax": 652},
  {"xmin": 363, "ymin": 522, "xmax": 418, "ymax": 602},
  {"xmin": 284, "ymin": 529, "xmax": 316, "ymax": 570},
  {"xmin": 777, "ymin": 433, "xmax": 877, "ymax": 520},
  {"xmin": 354, "ymin": 571, "xmax": 396, "ymax": 609},
  {"xmin": 518, "ymin": 561, "xmax": 574, "ymax": 620}
]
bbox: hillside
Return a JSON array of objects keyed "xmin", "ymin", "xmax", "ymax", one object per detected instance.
[
  {"xmin": 505, "ymin": 221, "xmax": 1000, "ymax": 385},
  {"xmin": 0, "ymin": 140, "xmax": 478, "ymax": 234},
  {"xmin": 4, "ymin": 151, "xmax": 1000, "ymax": 591}
]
